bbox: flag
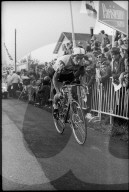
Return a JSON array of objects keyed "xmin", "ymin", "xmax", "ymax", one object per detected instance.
[
  {"xmin": 80, "ymin": 1, "xmax": 97, "ymax": 18},
  {"xmin": 4, "ymin": 43, "xmax": 13, "ymax": 61}
]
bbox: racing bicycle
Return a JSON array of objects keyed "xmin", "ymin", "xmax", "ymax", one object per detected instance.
[{"xmin": 52, "ymin": 81, "xmax": 89, "ymax": 145}]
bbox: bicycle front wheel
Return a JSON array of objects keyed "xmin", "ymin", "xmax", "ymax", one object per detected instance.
[
  {"xmin": 70, "ymin": 100, "xmax": 87, "ymax": 145},
  {"xmin": 52, "ymin": 101, "xmax": 66, "ymax": 134}
]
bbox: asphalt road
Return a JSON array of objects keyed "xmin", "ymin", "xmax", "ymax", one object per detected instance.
[{"xmin": 2, "ymin": 99, "xmax": 129, "ymax": 190}]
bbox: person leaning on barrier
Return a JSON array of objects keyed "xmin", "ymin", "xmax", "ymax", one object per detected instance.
[
  {"xmin": 119, "ymin": 44, "xmax": 128, "ymax": 87},
  {"xmin": 84, "ymin": 55, "xmax": 96, "ymax": 112},
  {"xmin": 110, "ymin": 47, "xmax": 125, "ymax": 85},
  {"xmin": 52, "ymin": 47, "xmax": 86, "ymax": 117}
]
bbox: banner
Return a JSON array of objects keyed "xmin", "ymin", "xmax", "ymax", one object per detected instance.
[{"xmin": 98, "ymin": 1, "xmax": 128, "ymax": 35}]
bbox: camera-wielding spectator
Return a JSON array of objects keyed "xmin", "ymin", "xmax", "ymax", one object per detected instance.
[{"xmin": 96, "ymin": 53, "xmax": 111, "ymax": 87}]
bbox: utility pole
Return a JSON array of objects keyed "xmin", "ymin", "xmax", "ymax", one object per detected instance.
[
  {"xmin": 69, "ymin": 1, "xmax": 76, "ymax": 48},
  {"xmin": 15, "ymin": 29, "xmax": 17, "ymax": 72}
]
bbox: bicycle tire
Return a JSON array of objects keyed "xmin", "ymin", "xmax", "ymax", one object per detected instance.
[
  {"xmin": 70, "ymin": 100, "xmax": 87, "ymax": 145},
  {"xmin": 52, "ymin": 99, "xmax": 66, "ymax": 134}
]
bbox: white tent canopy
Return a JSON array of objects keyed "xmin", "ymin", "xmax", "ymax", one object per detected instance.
[{"xmin": 18, "ymin": 42, "xmax": 57, "ymax": 64}]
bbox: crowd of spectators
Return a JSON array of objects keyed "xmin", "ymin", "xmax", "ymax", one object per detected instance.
[
  {"xmin": 61, "ymin": 30, "xmax": 128, "ymax": 89},
  {"xmin": 3, "ymin": 30, "xmax": 128, "ymax": 120}
]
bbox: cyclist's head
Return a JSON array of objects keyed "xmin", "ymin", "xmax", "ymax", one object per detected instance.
[{"xmin": 72, "ymin": 47, "xmax": 85, "ymax": 65}]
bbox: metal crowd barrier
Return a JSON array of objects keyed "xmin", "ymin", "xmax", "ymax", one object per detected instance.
[{"xmin": 79, "ymin": 76, "xmax": 129, "ymax": 123}]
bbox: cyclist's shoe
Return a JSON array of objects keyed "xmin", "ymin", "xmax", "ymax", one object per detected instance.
[{"xmin": 53, "ymin": 109, "xmax": 59, "ymax": 120}]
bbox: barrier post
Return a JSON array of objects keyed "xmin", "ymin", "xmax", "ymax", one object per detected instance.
[{"xmin": 110, "ymin": 78, "xmax": 113, "ymax": 124}]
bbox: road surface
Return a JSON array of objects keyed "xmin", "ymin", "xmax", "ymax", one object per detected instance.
[{"xmin": 2, "ymin": 99, "xmax": 129, "ymax": 190}]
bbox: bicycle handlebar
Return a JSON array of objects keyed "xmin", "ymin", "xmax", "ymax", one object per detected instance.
[{"xmin": 62, "ymin": 82, "xmax": 88, "ymax": 89}]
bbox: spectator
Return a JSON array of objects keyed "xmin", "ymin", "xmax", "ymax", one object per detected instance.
[
  {"xmin": 121, "ymin": 33, "xmax": 127, "ymax": 41},
  {"xmin": 118, "ymin": 39, "xmax": 123, "ymax": 48},
  {"xmin": 100, "ymin": 30, "xmax": 105, "ymax": 43},
  {"xmin": 104, "ymin": 34, "xmax": 110, "ymax": 45},
  {"xmin": 106, "ymin": 43, "xmax": 112, "ymax": 49},
  {"xmin": 6, "ymin": 71, "xmax": 13, "ymax": 97},
  {"xmin": 96, "ymin": 53, "xmax": 111, "ymax": 87},
  {"xmin": 10, "ymin": 71, "xmax": 20, "ymax": 98},
  {"xmin": 84, "ymin": 59, "xmax": 96, "ymax": 112},
  {"xmin": 123, "ymin": 37, "xmax": 128, "ymax": 46},
  {"xmin": 90, "ymin": 35, "xmax": 97, "ymax": 50},
  {"xmin": 77, "ymin": 41, "xmax": 83, "ymax": 48},
  {"xmin": 120, "ymin": 44, "xmax": 128, "ymax": 60},
  {"xmin": 102, "ymin": 47, "xmax": 109, "ymax": 54},
  {"xmin": 112, "ymin": 41, "xmax": 119, "ymax": 48},
  {"xmin": 36, "ymin": 76, "xmax": 51, "ymax": 106},
  {"xmin": 119, "ymin": 44, "xmax": 128, "ymax": 85},
  {"xmin": 27, "ymin": 72, "xmax": 37, "ymax": 103},
  {"xmin": 66, "ymin": 42, "xmax": 73, "ymax": 54},
  {"xmin": 17, "ymin": 71, "xmax": 23, "ymax": 91},
  {"xmin": 85, "ymin": 44, "xmax": 99, "ymax": 66},
  {"xmin": 105, "ymin": 51, "xmax": 112, "ymax": 63},
  {"xmin": 119, "ymin": 58, "xmax": 128, "ymax": 88},
  {"xmin": 114, "ymin": 30, "xmax": 121, "ymax": 41},
  {"xmin": 110, "ymin": 47, "xmax": 125, "ymax": 85},
  {"xmin": 62, "ymin": 44, "xmax": 67, "ymax": 55}
]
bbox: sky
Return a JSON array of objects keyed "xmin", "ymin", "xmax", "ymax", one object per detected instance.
[{"xmin": 2, "ymin": 1, "xmax": 128, "ymax": 65}]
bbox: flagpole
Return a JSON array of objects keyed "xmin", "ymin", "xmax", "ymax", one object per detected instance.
[
  {"xmin": 15, "ymin": 28, "xmax": 17, "ymax": 72},
  {"xmin": 69, "ymin": 1, "xmax": 76, "ymax": 48}
]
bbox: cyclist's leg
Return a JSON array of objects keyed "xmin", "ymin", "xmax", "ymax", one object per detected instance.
[{"xmin": 52, "ymin": 72, "xmax": 63, "ymax": 117}]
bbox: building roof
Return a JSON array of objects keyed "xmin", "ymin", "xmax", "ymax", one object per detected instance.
[{"xmin": 53, "ymin": 32, "xmax": 91, "ymax": 54}]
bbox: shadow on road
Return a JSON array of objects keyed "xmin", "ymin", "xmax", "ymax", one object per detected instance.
[
  {"xmin": 51, "ymin": 170, "xmax": 129, "ymax": 190},
  {"xmin": 108, "ymin": 137, "xmax": 128, "ymax": 159},
  {"xmin": 22, "ymin": 104, "xmax": 72, "ymax": 158}
]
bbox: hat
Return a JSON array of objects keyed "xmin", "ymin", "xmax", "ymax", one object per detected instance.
[
  {"xmin": 93, "ymin": 50, "xmax": 101, "ymax": 55},
  {"xmin": 123, "ymin": 37, "xmax": 127, "ymax": 41},
  {"xmin": 106, "ymin": 44, "xmax": 111, "ymax": 48},
  {"xmin": 72, "ymin": 47, "xmax": 85, "ymax": 55},
  {"xmin": 120, "ymin": 44, "xmax": 128, "ymax": 50},
  {"xmin": 111, "ymin": 47, "xmax": 120, "ymax": 55}
]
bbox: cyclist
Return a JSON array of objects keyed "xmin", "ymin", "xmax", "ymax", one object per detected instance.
[{"xmin": 52, "ymin": 47, "xmax": 86, "ymax": 117}]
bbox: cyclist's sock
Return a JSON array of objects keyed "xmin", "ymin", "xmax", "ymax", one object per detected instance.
[{"xmin": 53, "ymin": 103, "xmax": 58, "ymax": 109}]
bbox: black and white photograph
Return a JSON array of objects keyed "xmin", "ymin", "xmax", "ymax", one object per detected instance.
[{"xmin": 2, "ymin": 1, "xmax": 129, "ymax": 190}]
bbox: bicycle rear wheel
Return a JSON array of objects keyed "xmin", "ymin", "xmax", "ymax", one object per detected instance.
[
  {"xmin": 52, "ymin": 100, "xmax": 66, "ymax": 134},
  {"xmin": 70, "ymin": 100, "xmax": 87, "ymax": 144}
]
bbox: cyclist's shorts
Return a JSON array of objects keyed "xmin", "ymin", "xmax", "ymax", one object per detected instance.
[{"xmin": 58, "ymin": 72, "xmax": 75, "ymax": 82}]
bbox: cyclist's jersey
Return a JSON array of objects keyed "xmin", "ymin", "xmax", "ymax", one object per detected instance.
[{"xmin": 53, "ymin": 55, "xmax": 83, "ymax": 75}]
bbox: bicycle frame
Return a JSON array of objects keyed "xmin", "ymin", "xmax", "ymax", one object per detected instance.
[
  {"xmin": 53, "ymin": 82, "xmax": 88, "ymax": 144},
  {"xmin": 61, "ymin": 83, "xmax": 88, "ymax": 123}
]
